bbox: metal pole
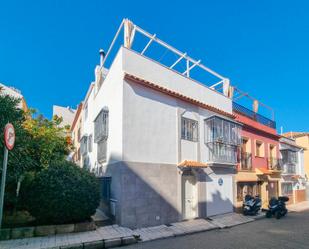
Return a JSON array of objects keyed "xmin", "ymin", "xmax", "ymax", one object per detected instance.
[{"xmin": 0, "ymin": 148, "xmax": 8, "ymax": 228}]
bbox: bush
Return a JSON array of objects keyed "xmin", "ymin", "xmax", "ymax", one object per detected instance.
[{"xmin": 25, "ymin": 161, "xmax": 100, "ymax": 225}]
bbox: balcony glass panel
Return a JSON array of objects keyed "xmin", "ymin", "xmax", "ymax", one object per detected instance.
[{"xmin": 205, "ymin": 116, "xmax": 242, "ymax": 164}]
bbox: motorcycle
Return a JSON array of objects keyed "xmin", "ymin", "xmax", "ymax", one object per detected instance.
[
  {"xmin": 265, "ymin": 196, "xmax": 289, "ymax": 219},
  {"xmin": 243, "ymin": 194, "xmax": 262, "ymax": 216}
]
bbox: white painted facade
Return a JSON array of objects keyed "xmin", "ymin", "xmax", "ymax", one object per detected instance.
[
  {"xmin": 80, "ymin": 47, "xmax": 240, "ymax": 227},
  {"xmin": 280, "ymin": 137, "xmax": 306, "ymax": 203}
]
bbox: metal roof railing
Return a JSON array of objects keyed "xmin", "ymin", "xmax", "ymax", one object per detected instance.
[{"xmin": 233, "ymin": 102, "xmax": 276, "ymax": 129}]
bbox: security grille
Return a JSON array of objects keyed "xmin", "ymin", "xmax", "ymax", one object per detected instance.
[
  {"xmin": 205, "ymin": 116, "xmax": 242, "ymax": 164},
  {"xmin": 80, "ymin": 135, "xmax": 88, "ymax": 156},
  {"xmin": 94, "ymin": 109, "xmax": 109, "ymax": 142},
  {"xmin": 181, "ymin": 117, "xmax": 198, "ymax": 142},
  {"xmin": 97, "ymin": 139, "xmax": 107, "ymax": 163}
]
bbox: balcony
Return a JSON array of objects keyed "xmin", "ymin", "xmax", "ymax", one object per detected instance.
[
  {"xmin": 268, "ymin": 157, "xmax": 282, "ymax": 171},
  {"xmin": 281, "ymin": 149, "xmax": 298, "ymax": 164},
  {"xmin": 233, "ymin": 102, "xmax": 276, "ymax": 129},
  {"xmin": 207, "ymin": 143, "xmax": 238, "ymax": 164},
  {"xmin": 282, "ymin": 164, "xmax": 296, "ymax": 175},
  {"xmin": 205, "ymin": 116, "xmax": 242, "ymax": 165},
  {"xmin": 240, "ymin": 152, "xmax": 253, "ymax": 171}
]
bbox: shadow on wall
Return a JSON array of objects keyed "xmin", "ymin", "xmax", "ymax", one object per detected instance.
[
  {"xmin": 100, "ymin": 156, "xmax": 237, "ymax": 228},
  {"xmin": 103, "ymin": 157, "xmax": 182, "ymax": 229}
]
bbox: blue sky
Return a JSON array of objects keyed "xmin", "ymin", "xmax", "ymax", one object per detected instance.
[{"xmin": 0, "ymin": 0, "xmax": 308, "ymax": 132}]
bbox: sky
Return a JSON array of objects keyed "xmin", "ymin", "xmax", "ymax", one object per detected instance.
[{"xmin": 0, "ymin": 0, "xmax": 308, "ymax": 132}]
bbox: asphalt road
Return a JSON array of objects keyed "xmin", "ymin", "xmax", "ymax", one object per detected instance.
[{"xmin": 118, "ymin": 210, "xmax": 309, "ymax": 249}]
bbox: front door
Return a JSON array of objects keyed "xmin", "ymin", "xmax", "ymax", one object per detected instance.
[
  {"xmin": 268, "ymin": 181, "xmax": 278, "ymax": 199},
  {"xmin": 182, "ymin": 174, "xmax": 197, "ymax": 220}
]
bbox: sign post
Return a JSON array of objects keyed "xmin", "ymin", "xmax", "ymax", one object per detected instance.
[{"xmin": 0, "ymin": 123, "xmax": 15, "ymax": 228}]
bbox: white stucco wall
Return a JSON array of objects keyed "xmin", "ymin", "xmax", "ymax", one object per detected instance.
[
  {"xmin": 122, "ymin": 48, "xmax": 232, "ymax": 114},
  {"xmin": 82, "ymin": 47, "xmax": 235, "ymax": 170},
  {"xmin": 81, "ymin": 49, "xmax": 124, "ymax": 172}
]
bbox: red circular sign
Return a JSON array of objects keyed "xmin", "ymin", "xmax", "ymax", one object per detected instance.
[{"xmin": 4, "ymin": 123, "xmax": 15, "ymax": 150}]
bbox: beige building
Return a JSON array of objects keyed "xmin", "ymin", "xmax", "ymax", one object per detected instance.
[
  {"xmin": 284, "ymin": 132, "xmax": 309, "ymax": 180},
  {"xmin": 70, "ymin": 102, "xmax": 83, "ymax": 167}
]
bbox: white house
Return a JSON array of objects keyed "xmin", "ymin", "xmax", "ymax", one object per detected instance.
[
  {"xmin": 280, "ymin": 136, "xmax": 306, "ymax": 203},
  {"xmin": 80, "ymin": 19, "xmax": 242, "ymax": 228}
]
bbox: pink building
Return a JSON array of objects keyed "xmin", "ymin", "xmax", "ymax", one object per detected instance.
[{"xmin": 233, "ymin": 102, "xmax": 281, "ymax": 209}]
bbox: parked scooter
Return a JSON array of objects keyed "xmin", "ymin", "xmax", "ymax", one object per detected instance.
[
  {"xmin": 265, "ymin": 196, "xmax": 289, "ymax": 219},
  {"xmin": 243, "ymin": 194, "xmax": 262, "ymax": 216}
]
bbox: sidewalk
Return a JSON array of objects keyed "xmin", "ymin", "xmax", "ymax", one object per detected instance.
[
  {"xmin": 0, "ymin": 212, "xmax": 266, "ymax": 249},
  {"xmin": 0, "ymin": 225, "xmax": 137, "ymax": 249},
  {"xmin": 288, "ymin": 201, "xmax": 309, "ymax": 212}
]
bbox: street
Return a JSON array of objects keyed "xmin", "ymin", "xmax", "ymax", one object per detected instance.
[{"xmin": 118, "ymin": 210, "xmax": 309, "ymax": 249}]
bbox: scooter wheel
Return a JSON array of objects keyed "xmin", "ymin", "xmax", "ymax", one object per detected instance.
[
  {"xmin": 275, "ymin": 211, "xmax": 281, "ymax": 219},
  {"xmin": 266, "ymin": 211, "xmax": 272, "ymax": 218}
]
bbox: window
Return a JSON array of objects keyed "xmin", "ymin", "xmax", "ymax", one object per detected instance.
[
  {"xmin": 282, "ymin": 150, "xmax": 298, "ymax": 164},
  {"xmin": 80, "ymin": 135, "xmax": 88, "ymax": 155},
  {"xmin": 281, "ymin": 182, "xmax": 293, "ymax": 196},
  {"xmin": 237, "ymin": 182, "xmax": 261, "ymax": 201},
  {"xmin": 88, "ymin": 134, "xmax": 93, "ymax": 152},
  {"xmin": 94, "ymin": 108, "xmax": 109, "ymax": 142},
  {"xmin": 241, "ymin": 138, "xmax": 249, "ymax": 153},
  {"xmin": 205, "ymin": 116, "xmax": 241, "ymax": 145},
  {"xmin": 181, "ymin": 117, "xmax": 198, "ymax": 142},
  {"xmin": 97, "ymin": 139, "xmax": 107, "ymax": 163},
  {"xmin": 255, "ymin": 141, "xmax": 264, "ymax": 157},
  {"xmin": 205, "ymin": 116, "xmax": 242, "ymax": 164}
]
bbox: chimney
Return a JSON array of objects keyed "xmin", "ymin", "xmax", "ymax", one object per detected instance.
[{"xmin": 99, "ymin": 49, "xmax": 105, "ymax": 67}]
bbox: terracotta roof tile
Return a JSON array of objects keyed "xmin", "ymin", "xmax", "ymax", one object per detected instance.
[{"xmin": 178, "ymin": 160, "xmax": 208, "ymax": 168}]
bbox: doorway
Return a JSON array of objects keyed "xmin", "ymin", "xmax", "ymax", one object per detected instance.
[
  {"xmin": 182, "ymin": 172, "xmax": 197, "ymax": 220},
  {"xmin": 268, "ymin": 181, "xmax": 278, "ymax": 199}
]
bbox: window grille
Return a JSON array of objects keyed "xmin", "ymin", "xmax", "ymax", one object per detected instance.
[
  {"xmin": 181, "ymin": 117, "xmax": 198, "ymax": 142},
  {"xmin": 97, "ymin": 139, "xmax": 107, "ymax": 163},
  {"xmin": 80, "ymin": 135, "xmax": 88, "ymax": 155},
  {"xmin": 205, "ymin": 116, "xmax": 241, "ymax": 164},
  {"xmin": 88, "ymin": 134, "xmax": 93, "ymax": 152},
  {"xmin": 94, "ymin": 109, "xmax": 109, "ymax": 142}
]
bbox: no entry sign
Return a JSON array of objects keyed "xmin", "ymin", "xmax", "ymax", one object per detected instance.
[{"xmin": 4, "ymin": 123, "xmax": 15, "ymax": 150}]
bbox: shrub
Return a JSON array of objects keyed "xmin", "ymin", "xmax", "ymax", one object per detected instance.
[{"xmin": 26, "ymin": 161, "xmax": 100, "ymax": 224}]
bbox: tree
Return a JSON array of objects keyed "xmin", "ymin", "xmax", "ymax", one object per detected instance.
[{"xmin": 0, "ymin": 90, "xmax": 72, "ymax": 211}]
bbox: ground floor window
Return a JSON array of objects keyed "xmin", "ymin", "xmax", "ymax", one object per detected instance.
[
  {"xmin": 281, "ymin": 182, "xmax": 293, "ymax": 196},
  {"xmin": 237, "ymin": 182, "xmax": 261, "ymax": 201}
]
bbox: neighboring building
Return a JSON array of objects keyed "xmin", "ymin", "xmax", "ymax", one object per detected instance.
[
  {"xmin": 52, "ymin": 105, "xmax": 76, "ymax": 128},
  {"xmin": 80, "ymin": 19, "xmax": 242, "ymax": 228},
  {"xmin": 279, "ymin": 136, "xmax": 306, "ymax": 204},
  {"xmin": 0, "ymin": 82, "xmax": 28, "ymax": 111},
  {"xmin": 71, "ymin": 102, "xmax": 83, "ymax": 167},
  {"xmin": 283, "ymin": 132, "xmax": 309, "ymax": 200},
  {"xmin": 233, "ymin": 102, "xmax": 281, "ymax": 209},
  {"xmin": 283, "ymin": 132, "xmax": 309, "ymax": 180}
]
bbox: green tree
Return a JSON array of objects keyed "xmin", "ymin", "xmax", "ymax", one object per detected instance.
[{"xmin": 0, "ymin": 90, "xmax": 71, "ymax": 211}]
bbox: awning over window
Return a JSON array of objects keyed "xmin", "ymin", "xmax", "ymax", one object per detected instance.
[{"xmin": 178, "ymin": 160, "xmax": 208, "ymax": 169}]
